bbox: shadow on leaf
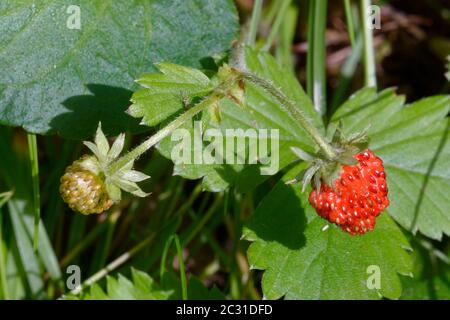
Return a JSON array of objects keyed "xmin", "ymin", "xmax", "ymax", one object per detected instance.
[
  {"xmin": 50, "ymin": 84, "xmax": 147, "ymax": 140},
  {"xmin": 410, "ymin": 117, "xmax": 450, "ymax": 234},
  {"xmin": 246, "ymin": 180, "xmax": 307, "ymax": 250}
]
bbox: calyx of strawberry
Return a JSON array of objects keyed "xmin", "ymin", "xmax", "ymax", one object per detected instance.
[
  {"xmin": 287, "ymin": 122, "xmax": 370, "ymax": 192},
  {"xmin": 286, "ymin": 121, "xmax": 391, "ymax": 235},
  {"xmin": 60, "ymin": 123, "xmax": 150, "ymax": 214}
]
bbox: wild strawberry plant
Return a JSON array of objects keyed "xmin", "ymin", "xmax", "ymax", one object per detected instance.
[{"xmin": 0, "ymin": 0, "xmax": 449, "ymax": 300}]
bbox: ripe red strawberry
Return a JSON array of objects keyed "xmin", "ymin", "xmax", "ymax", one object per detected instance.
[{"xmin": 308, "ymin": 149, "xmax": 389, "ymax": 235}]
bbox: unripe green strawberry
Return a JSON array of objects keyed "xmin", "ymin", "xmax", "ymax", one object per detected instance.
[
  {"xmin": 60, "ymin": 155, "xmax": 113, "ymax": 215},
  {"xmin": 308, "ymin": 150, "xmax": 389, "ymax": 235},
  {"xmin": 60, "ymin": 124, "xmax": 150, "ymax": 215}
]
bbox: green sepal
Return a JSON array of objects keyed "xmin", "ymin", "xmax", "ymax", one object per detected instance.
[
  {"xmin": 94, "ymin": 122, "xmax": 110, "ymax": 157},
  {"xmin": 81, "ymin": 122, "xmax": 151, "ymax": 203},
  {"xmin": 106, "ymin": 183, "xmax": 122, "ymax": 203}
]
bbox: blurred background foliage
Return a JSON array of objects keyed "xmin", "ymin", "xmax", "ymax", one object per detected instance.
[{"xmin": 0, "ymin": 0, "xmax": 449, "ymax": 300}]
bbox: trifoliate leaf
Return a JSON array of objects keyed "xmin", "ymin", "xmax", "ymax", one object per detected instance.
[
  {"xmin": 331, "ymin": 88, "xmax": 450, "ymax": 240},
  {"xmin": 129, "ymin": 63, "xmax": 214, "ymax": 126},
  {"xmin": 243, "ymin": 167, "xmax": 413, "ymax": 300},
  {"xmin": 0, "ymin": 0, "xmax": 239, "ymax": 139}
]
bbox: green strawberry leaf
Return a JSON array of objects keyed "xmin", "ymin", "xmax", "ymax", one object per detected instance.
[
  {"xmin": 145, "ymin": 48, "xmax": 324, "ymax": 192},
  {"xmin": 331, "ymin": 88, "xmax": 450, "ymax": 240},
  {"xmin": 129, "ymin": 63, "xmax": 213, "ymax": 126},
  {"xmin": 0, "ymin": 0, "xmax": 238, "ymax": 139},
  {"xmin": 243, "ymin": 167, "xmax": 413, "ymax": 300}
]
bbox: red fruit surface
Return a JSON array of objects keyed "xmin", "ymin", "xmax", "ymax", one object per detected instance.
[{"xmin": 308, "ymin": 150, "xmax": 389, "ymax": 235}]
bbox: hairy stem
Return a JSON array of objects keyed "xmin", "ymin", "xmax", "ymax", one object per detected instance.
[
  {"xmin": 110, "ymin": 57, "xmax": 335, "ymax": 173},
  {"xmin": 108, "ymin": 76, "xmax": 241, "ymax": 174},
  {"xmin": 241, "ymin": 71, "xmax": 337, "ymax": 160}
]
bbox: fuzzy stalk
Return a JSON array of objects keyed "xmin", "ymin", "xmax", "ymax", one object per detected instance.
[
  {"xmin": 107, "ymin": 76, "xmax": 241, "ymax": 174},
  {"xmin": 241, "ymin": 71, "xmax": 337, "ymax": 160}
]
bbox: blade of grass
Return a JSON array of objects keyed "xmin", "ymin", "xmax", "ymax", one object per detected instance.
[
  {"xmin": 134, "ymin": 182, "xmax": 203, "ymax": 271},
  {"xmin": 0, "ymin": 191, "xmax": 13, "ymax": 208},
  {"xmin": 187, "ymin": 209, "xmax": 229, "ymax": 267},
  {"xmin": 41, "ymin": 140, "xmax": 74, "ymax": 239},
  {"xmin": 66, "ymin": 180, "xmax": 199, "ymax": 296},
  {"xmin": 307, "ymin": 0, "xmax": 328, "ymax": 116},
  {"xmin": 344, "ymin": 0, "xmax": 356, "ymax": 48},
  {"xmin": 330, "ymin": 0, "xmax": 361, "ymax": 112},
  {"xmin": 27, "ymin": 133, "xmax": 40, "ymax": 250},
  {"xmin": 0, "ymin": 129, "xmax": 43, "ymax": 296},
  {"xmin": 8, "ymin": 240, "xmax": 27, "ymax": 299},
  {"xmin": 0, "ymin": 128, "xmax": 61, "ymax": 294},
  {"xmin": 60, "ymin": 217, "xmax": 110, "ymax": 268},
  {"xmin": 66, "ymin": 215, "xmax": 87, "ymax": 260},
  {"xmin": 66, "ymin": 183, "xmax": 203, "ymax": 297},
  {"xmin": 275, "ymin": 1, "xmax": 299, "ymax": 69},
  {"xmin": 8, "ymin": 200, "xmax": 44, "ymax": 296},
  {"xmin": 160, "ymin": 234, "xmax": 188, "ymax": 300},
  {"xmin": 264, "ymin": 0, "xmax": 282, "ymax": 27},
  {"xmin": 0, "ymin": 208, "xmax": 10, "ymax": 299},
  {"xmin": 330, "ymin": 35, "xmax": 363, "ymax": 112},
  {"xmin": 360, "ymin": 0, "xmax": 377, "ymax": 88},
  {"xmin": 263, "ymin": 0, "xmax": 292, "ymax": 51},
  {"xmin": 88, "ymin": 211, "xmax": 120, "ymax": 275},
  {"xmin": 68, "ymin": 232, "xmax": 156, "ymax": 296},
  {"xmin": 173, "ymin": 236, "xmax": 187, "ymax": 300},
  {"xmin": 180, "ymin": 195, "xmax": 222, "ymax": 246},
  {"xmin": 229, "ymin": 191, "xmax": 242, "ymax": 299},
  {"xmin": 247, "ymin": 0, "xmax": 263, "ymax": 45},
  {"xmin": 22, "ymin": 214, "xmax": 62, "ymax": 283}
]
